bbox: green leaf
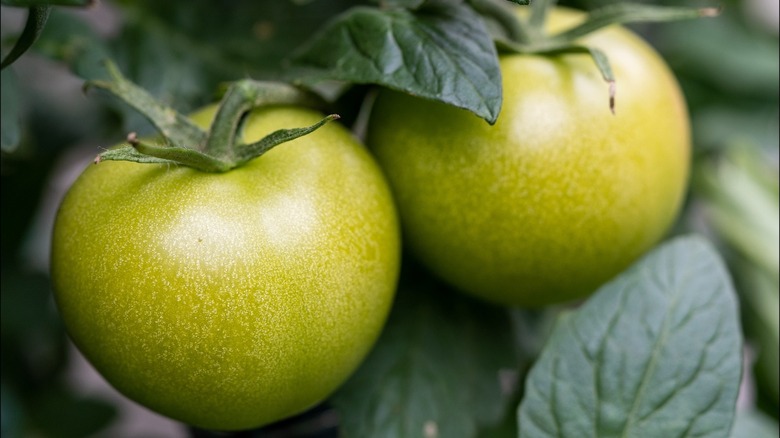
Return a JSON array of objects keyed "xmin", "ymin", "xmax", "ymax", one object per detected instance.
[
  {"xmin": 0, "ymin": 69, "xmax": 22, "ymax": 152},
  {"xmin": 2, "ymin": 0, "xmax": 92, "ymax": 6},
  {"xmin": 34, "ymin": 9, "xmax": 111, "ymax": 81},
  {"xmin": 383, "ymin": 0, "xmax": 426, "ymax": 9},
  {"xmin": 290, "ymin": 1, "xmax": 503, "ymax": 124},
  {"xmin": 0, "ymin": 385, "xmax": 24, "ymax": 438},
  {"xmin": 518, "ymin": 236, "xmax": 743, "ymax": 438},
  {"xmin": 730, "ymin": 409, "xmax": 779, "ymax": 438},
  {"xmin": 695, "ymin": 144, "xmax": 780, "ymax": 408},
  {"xmin": 695, "ymin": 146, "xmax": 780, "ymax": 276},
  {"xmin": 30, "ymin": 390, "xmax": 116, "ymax": 438},
  {"xmin": 331, "ymin": 269, "xmax": 518, "ymax": 437},
  {"xmin": 0, "ymin": 6, "xmax": 51, "ymax": 70}
]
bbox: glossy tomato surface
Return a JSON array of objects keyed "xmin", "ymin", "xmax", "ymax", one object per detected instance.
[
  {"xmin": 368, "ymin": 8, "xmax": 690, "ymax": 306},
  {"xmin": 51, "ymin": 105, "xmax": 400, "ymax": 430}
]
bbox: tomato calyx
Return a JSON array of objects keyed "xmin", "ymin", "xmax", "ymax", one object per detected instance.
[
  {"xmin": 476, "ymin": 0, "xmax": 718, "ymax": 113},
  {"xmin": 86, "ymin": 60, "xmax": 339, "ymax": 172}
]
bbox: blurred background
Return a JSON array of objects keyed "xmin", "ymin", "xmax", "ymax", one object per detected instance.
[{"xmin": 1, "ymin": 0, "xmax": 777, "ymax": 437}]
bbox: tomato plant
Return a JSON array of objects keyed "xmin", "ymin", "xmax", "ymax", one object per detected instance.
[
  {"xmin": 367, "ymin": 8, "xmax": 690, "ymax": 306},
  {"xmin": 1, "ymin": 0, "xmax": 776, "ymax": 437},
  {"xmin": 51, "ymin": 103, "xmax": 400, "ymax": 430}
]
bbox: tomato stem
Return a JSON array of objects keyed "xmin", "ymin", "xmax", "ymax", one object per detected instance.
[
  {"xmin": 527, "ymin": 0, "xmax": 556, "ymax": 39},
  {"xmin": 494, "ymin": 1, "xmax": 716, "ymax": 115},
  {"xmin": 204, "ymin": 80, "xmax": 325, "ymax": 159},
  {"xmin": 233, "ymin": 114, "xmax": 341, "ymax": 167},
  {"xmin": 86, "ymin": 61, "xmax": 208, "ymax": 150},
  {"xmin": 87, "ymin": 61, "xmax": 338, "ymax": 172}
]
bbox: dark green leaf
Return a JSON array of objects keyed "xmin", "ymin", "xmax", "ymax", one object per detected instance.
[
  {"xmin": 291, "ymin": 1, "xmax": 503, "ymax": 123},
  {"xmin": 518, "ymin": 236, "xmax": 743, "ymax": 438},
  {"xmin": 331, "ymin": 269, "xmax": 518, "ymax": 437},
  {"xmin": 0, "ymin": 269, "xmax": 68, "ymax": 390},
  {"xmin": 2, "ymin": 0, "xmax": 91, "ymax": 6},
  {"xmin": 0, "ymin": 69, "xmax": 22, "ymax": 152},
  {"xmin": 1, "ymin": 6, "xmax": 51, "ymax": 69},
  {"xmin": 30, "ymin": 390, "xmax": 117, "ymax": 438}
]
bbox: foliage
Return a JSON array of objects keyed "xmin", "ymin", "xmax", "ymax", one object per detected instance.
[{"xmin": 1, "ymin": 0, "xmax": 777, "ymax": 437}]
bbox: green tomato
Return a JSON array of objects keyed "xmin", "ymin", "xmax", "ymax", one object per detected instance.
[
  {"xmin": 367, "ymin": 8, "xmax": 690, "ymax": 307},
  {"xmin": 51, "ymin": 105, "xmax": 400, "ymax": 430}
]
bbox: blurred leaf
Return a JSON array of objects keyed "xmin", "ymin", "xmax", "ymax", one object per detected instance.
[
  {"xmin": 114, "ymin": 0, "xmax": 355, "ymax": 79},
  {"xmin": 696, "ymin": 146, "xmax": 780, "ymax": 275},
  {"xmin": 2, "ymin": 0, "xmax": 91, "ymax": 5},
  {"xmin": 1, "ymin": 68, "xmax": 22, "ymax": 152},
  {"xmin": 35, "ymin": 8, "xmax": 111, "ymax": 80},
  {"xmin": 475, "ymin": 309, "xmax": 561, "ymax": 438},
  {"xmin": 694, "ymin": 144, "xmax": 779, "ymax": 409},
  {"xmin": 730, "ymin": 408, "xmax": 779, "ymax": 438},
  {"xmin": 734, "ymin": 258, "xmax": 780, "ymax": 407},
  {"xmin": 291, "ymin": 1, "xmax": 503, "ymax": 123},
  {"xmin": 658, "ymin": 13, "xmax": 779, "ymax": 99},
  {"xmin": 383, "ymin": 0, "xmax": 426, "ymax": 9},
  {"xmin": 0, "ymin": 384, "xmax": 24, "ymax": 438},
  {"xmin": 693, "ymin": 105, "xmax": 779, "ymax": 153},
  {"xmin": 29, "ymin": 389, "xmax": 116, "ymax": 438},
  {"xmin": 0, "ymin": 269, "xmax": 67, "ymax": 388},
  {"xmin": 518, "ymin": 236, "xmax": 743, "ymax": 438},
  {"xmin": 34, "ymin": 1, "xmax": 356, "ymax": 133},
  {"xmin": 331, "ymin": 266, "xmax": 518, "ymax": 438},
  {"xmin": 0, "ymin": 5, "xmax": 51, "ymax": 69},
  {"xmin": 0, "ymin": 269, "xmax": 54, "ymax": 336}
]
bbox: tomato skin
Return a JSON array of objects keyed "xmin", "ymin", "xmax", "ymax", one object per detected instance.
[
  {"xmin": 367, "ymin": 9, "xmax": 690, "ymax": 307},
  {"xmin": 51, "ymin": 106, "xmax": 400, "ymax": 430}
]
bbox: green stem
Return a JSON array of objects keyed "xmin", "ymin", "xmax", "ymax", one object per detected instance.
[
  {"xmin": 96, "ymin": 133, "xmax": 231, "ymax": 172},
  {"xmin": 86, "ymin": 60, "xmax": 207, "ymax": 150},
  {"xmin": 546, "ymin": 45, "xmax": 616, "ymax": 113},
  {"xmin": 91, "ymin": 62, "xmax": 338, "ymax": 172},
  {"xmin": 496, "ymin": 2, "xmax": 717, "ymax": 114},
  {"xmin": 528, "ymin": 0, "xmax": 556, "ymax": 38},
  {"xmin": 234, "ymin": 114, "xmax": 340, "ymax": 167},
  {"xmin": 548, "ymin": 4, "xmax": 719, "ymax": 43},
  {"xmin": 469, "ymin": 0, "xmax": 530, "ymax": 44},
  {"xmin": 204, "ymin": 79, "xmax": 325, "ymax": 158}
]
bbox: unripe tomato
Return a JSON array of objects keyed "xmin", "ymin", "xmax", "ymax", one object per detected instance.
[
  {"xmin": 51, "ymin": 105, "xmax": 400, "ymax": 430},
  {"xmin": 367, "ymin": 8, "xmax": 690, "ymax": 306}
]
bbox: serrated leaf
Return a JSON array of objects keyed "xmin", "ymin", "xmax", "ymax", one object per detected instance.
[
  {"xmin": 1, "ymin": 69, "xmax": 22, "ymax": 152},
  {"xmin": 331, "ymin": 270, "xmax": 517, "ymax": 438},
  {"xmin": 290, "ymin": 1, "xmax": 502, "ymax": 123},
  {"xmin": 518, "ymin": 236, "xmax": 743, "ymax": 438}
]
